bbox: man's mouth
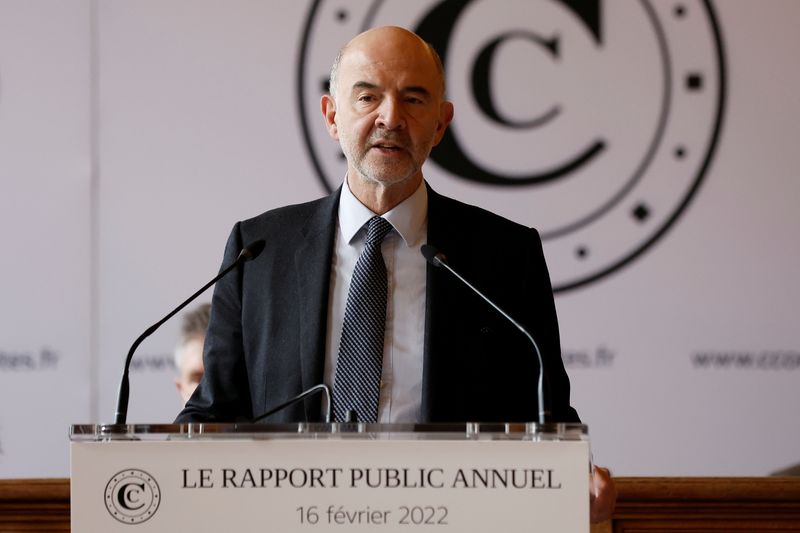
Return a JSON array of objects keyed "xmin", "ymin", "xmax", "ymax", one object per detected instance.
[
  {"xmin": 371, "ymin": 140, "xmax": 406, "ymax": 152},
  {"xmin": 375, "ymin": 145, "xmax": 401, "ymax": 152}
]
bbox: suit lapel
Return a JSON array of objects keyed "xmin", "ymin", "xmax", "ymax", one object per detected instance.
[
  {"xmin": 294, "ymin": 189, "xmax": 340, "ymax": 420},
  {"xmin": 420, "ymin": 184, "xmax": 464, "ymax": 422}
]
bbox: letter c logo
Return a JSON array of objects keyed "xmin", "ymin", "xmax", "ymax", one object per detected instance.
[
  {"xmin": 117, "ymin": 482, "xmax": 145, "ymax": 511},
  {"xmin": 298, "ymin": 0, "xmax": 726, "ymax": 291},
  {"xmin": 105, "ymin": 469, "xmax": 161, "ymax": 524}
]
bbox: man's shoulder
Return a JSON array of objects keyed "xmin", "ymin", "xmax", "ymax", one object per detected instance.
[
  {"xmin": 429, "ymin": 187, "xmax": 538, "ymax": 237},
  {"xmin": 239, "ymin": 190, "xmax": 339, "ymax": 232}
]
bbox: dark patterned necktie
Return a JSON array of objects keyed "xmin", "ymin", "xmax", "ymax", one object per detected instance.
[{"xmin": 333, "ymin": 216, "xmax": 394, "ymax": 423}]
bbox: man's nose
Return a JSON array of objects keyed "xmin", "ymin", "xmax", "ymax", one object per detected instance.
[{"xmin": 376, "ymin": 97, "xmax": 404, "ymax": 130}]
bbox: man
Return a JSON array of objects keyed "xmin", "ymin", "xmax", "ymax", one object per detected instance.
[
  {"xmin": 173, "ymin": 303, "xmax": 210, "ymax": 406},
  {"xmin": 178, "ymin": 26, "xmax": 615, "ymax": 521}
]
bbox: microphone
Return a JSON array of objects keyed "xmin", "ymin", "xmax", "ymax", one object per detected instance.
[
  {"xmin": 250, "ymin": 384, "xmax": 333, "ymax": 423},
  {"xmin": 114, "ymin": 240, "xmax": 266, "ymax": 425},
  {"xmin": 420, "ymin": 244, "xmax": 550, "ymax": 424}
]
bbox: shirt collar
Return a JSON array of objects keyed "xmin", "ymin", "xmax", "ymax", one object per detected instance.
[{"xmin": 338, "ymin": 177, "xmax": 428, "ymax": 247}]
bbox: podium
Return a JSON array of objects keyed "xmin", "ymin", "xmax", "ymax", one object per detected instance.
[{"xmin": 71, "ymin": 423, "xmax": 590, "ymax": 532}]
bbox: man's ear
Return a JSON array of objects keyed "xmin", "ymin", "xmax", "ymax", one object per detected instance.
[
  {"xmin": 432, "ymin": 100, "xmax": 454, "ymax": 146},
  {"xmin": 321, "ymin": 94, "xmax": 339, "ymax": 140}
]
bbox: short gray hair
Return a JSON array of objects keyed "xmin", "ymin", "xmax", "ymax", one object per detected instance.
[{"xmin": 173, "ymin": 302, "xmax": 211, "ymax": 367}]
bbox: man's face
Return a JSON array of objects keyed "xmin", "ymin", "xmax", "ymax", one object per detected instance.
[
  {"xmin": 323, "ymin": 28, "xmax": 453, "ymax": 191},
  {"xmin": 175, "ymin": 336, "xmax": 205, "ymax": 406}
]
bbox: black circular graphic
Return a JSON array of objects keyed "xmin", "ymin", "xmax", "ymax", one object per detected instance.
[
  {"xmin": 104, "ymin": 469, "xmax": 161, "ymax": 525},
  {"xmin": 297, "ymin": 0, "xmax": 726, "ymax": 292}
]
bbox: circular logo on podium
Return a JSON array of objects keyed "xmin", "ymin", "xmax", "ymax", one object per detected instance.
[
  {"xmin": 104, "ymin": 469, "xmax": 161, "ymax": 524},
  {"xmin": 297, "ymin": 0, "xmax": 726, "ymax": 291}
]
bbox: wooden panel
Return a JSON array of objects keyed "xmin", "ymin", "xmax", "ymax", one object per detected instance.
[
  {"xmin": 0, "ymin": 477, "xmax": 798, "ymax": 531},
  {"xmin": 613, "ymin": 477, "xmax": 800, "ymax": 532},
  {"xmin": 0, "ymin": 478, "xmax": 70, "ymax": 531}
]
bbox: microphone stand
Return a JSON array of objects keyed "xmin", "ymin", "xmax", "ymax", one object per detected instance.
[
  {"xmin": 114, "ymin": 241, "xmax": 265, "ymax": 425},
  {"xmin": 421, "ymin": 245, "xmax": 550, "ymax": 425}
]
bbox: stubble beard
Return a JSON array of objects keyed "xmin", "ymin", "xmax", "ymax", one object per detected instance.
[{"xmin": 342, "ymin": 131, "xmax": 433, "ymax": 189}]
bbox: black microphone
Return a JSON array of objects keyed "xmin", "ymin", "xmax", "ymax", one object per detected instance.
[
  {"xmin": 114, "ymin": 240, "xmax": 266, "ymax": 425},
  {"xmin": 250, "ymin": 384, "xmax": 333, "ymax": 423},
  {"xmin": 420, "ymin": 244, "xmax": 550, "ymax": 424}
]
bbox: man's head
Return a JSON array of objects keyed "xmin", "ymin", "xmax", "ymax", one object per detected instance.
[
  {"xmin": 174, "ymin": 303, "xmax": 211, "ymax": 405},
  {"xmin": 328, "ymin": 28, "xmax": 446, "ymax": 102},
  {"xmin": 321, "ymin": 26, "xmax": 454, "ymax": 208}
]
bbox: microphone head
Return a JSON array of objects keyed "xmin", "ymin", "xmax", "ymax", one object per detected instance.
[
  {"xmin": 240, "ymin": 240, "xmax": 266, "ymax": 262},
  {"xmin": 420, "ymin": 244, "xmax": 446, "ymax": 267}
]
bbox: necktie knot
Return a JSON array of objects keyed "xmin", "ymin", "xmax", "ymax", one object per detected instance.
[{"xmin": 365, "ymin": 216, "xmax": 393, "ymax": 246}]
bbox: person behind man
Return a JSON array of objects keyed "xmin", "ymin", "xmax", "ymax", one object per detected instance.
[
  {"xmin": 173, "ymin": 302, "xmax": 210, "ymax": 406},
  {"xmin": 177, "ymin": 26, "xmax": 615, "ymax": 521}
]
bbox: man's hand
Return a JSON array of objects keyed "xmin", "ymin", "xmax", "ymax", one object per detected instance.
[{"xmin": 590, "ymin": 465, "xmax": 617, "ymax": 523}]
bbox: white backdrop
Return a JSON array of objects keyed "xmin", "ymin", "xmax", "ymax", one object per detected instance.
[
  {"xmin": 0, "ymin": 0, "xmax": 92, "ymax": 477},
  {"xmin": 0, "ymin": 0, "xmax": 798, "ymax": 478}
]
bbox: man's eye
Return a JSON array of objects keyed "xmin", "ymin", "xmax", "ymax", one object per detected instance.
[{"xmin": 358, "ymin": 95, "xmax": 375, "ymax": 102}]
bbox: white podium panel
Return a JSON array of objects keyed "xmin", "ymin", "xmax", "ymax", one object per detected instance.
[{"xmin": 71, "ymin": 424, "xmax": 590, "ymax": 532}]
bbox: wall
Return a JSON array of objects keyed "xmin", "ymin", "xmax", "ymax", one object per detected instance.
[{"xmin": 0, "ymin": 0, "xmax": 798, "ymax": 478}]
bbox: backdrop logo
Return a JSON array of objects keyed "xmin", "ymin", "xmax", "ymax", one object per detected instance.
[
  {"xmin": 298, "ymin": 0, "xmax": 726, "ymax": 291},
  {"xmin": 104, "ymin": 469, "xmax": 161, "ymax": 524}
]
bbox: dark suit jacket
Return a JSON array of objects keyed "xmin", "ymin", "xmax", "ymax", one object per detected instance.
[{"xmin": 177, "ymin": 184, "xmax": 579, "ymax": 424}]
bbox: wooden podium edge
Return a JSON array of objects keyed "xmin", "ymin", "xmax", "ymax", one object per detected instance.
[{"xmin": 617, "ymin": 476, "xmax": 800, "ymax": 501}]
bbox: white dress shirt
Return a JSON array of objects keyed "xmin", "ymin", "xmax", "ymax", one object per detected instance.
[{"xmin": 323, "ymin": 178, "xmax": 428, "ymax": 423}]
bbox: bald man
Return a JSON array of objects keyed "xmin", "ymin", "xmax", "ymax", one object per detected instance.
[{"xmin": 178, "ymin": 27, "xmax": 615, "ymax": 522}]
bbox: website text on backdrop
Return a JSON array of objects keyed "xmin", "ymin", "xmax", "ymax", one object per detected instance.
[{"xmin": 174, "ymin": 26, "xmax": 616, "ymax": 522}]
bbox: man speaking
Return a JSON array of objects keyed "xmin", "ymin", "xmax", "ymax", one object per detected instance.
[{"xmin": 177, "ymin": 26, "xmax": 614, "ymax": 521}]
